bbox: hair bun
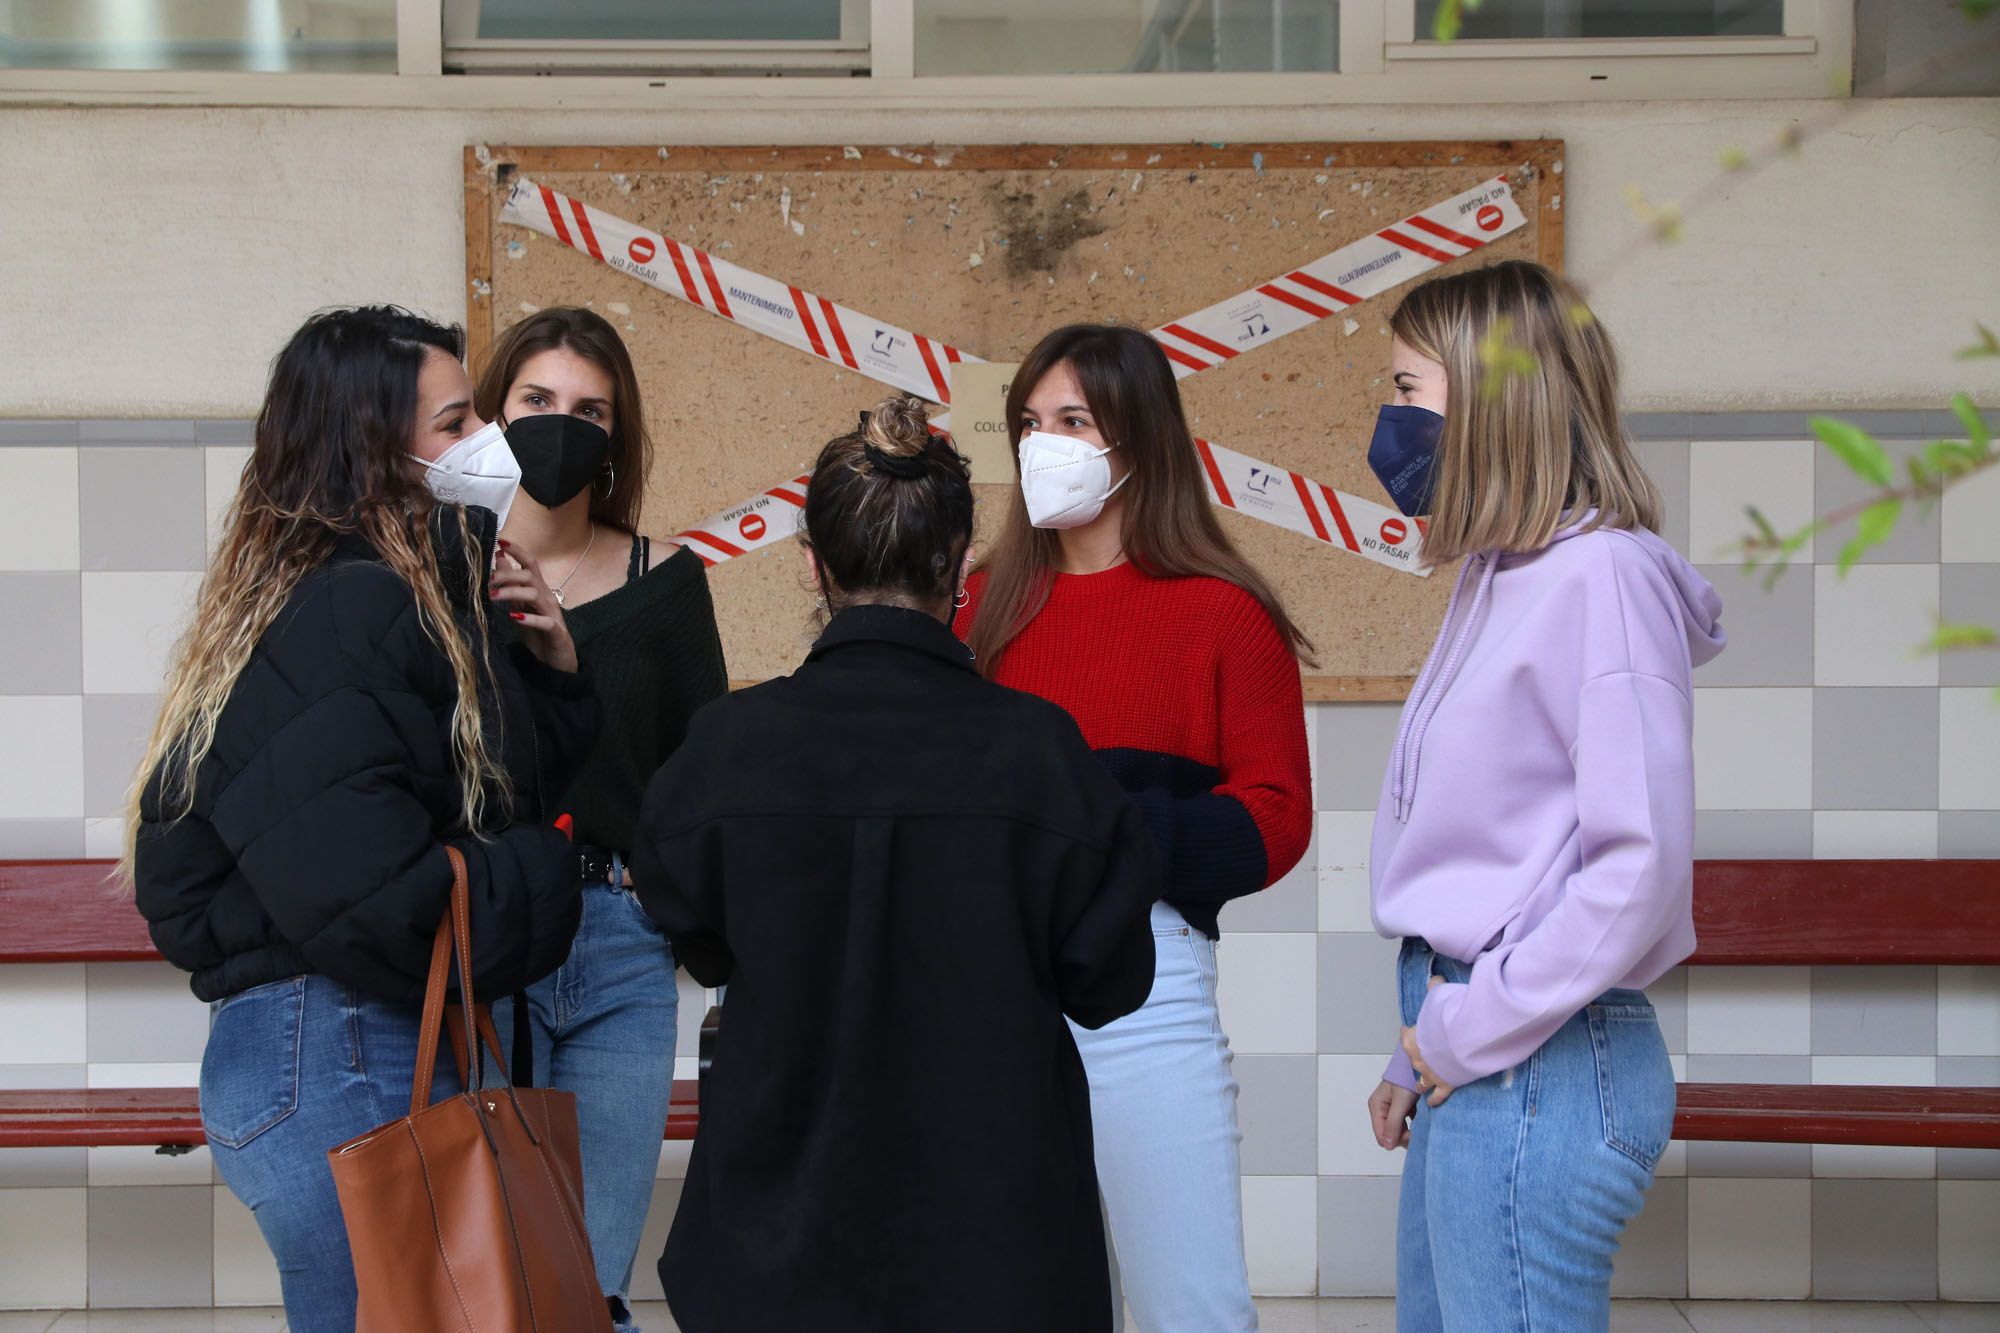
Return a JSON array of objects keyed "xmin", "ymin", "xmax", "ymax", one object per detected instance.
[{"xmin": 862, "ymin": 395, "xmax": 932, "ymax": 459}]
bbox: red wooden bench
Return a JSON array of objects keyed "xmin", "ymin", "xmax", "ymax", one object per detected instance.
[
  {"xmin": 0, "ymin": 859, "xmax": 700, "ymax": 1150},
  {"xmin": 1672, "ymin": 858, "xmax": 2000, "ymax": 1150}
]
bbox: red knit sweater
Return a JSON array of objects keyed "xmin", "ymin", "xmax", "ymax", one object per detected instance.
[{"xmin": 957, "ymin": 562, "xmax": 1311, "ymax": 938}]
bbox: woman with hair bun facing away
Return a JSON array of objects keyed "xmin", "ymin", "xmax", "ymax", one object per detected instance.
[{"xmin": 630, "ymin": 395, "xmax": 1161, "ymax": 1333}]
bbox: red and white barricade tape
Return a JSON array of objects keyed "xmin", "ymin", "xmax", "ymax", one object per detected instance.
[
  {"xmin": 498, "ymin": 171, "xmax": 1508, "ymax": 577},
  {"xmin": 1149, "ymin": 176, "xmax": 1525, "ymax": 376},
  {"xmin": 502, "ymin": 180, "xmax": 984, "ymax": 406},
  {"xmin": 1194, "ymin": 439, "xmax": 1429, "ymax": 576}
]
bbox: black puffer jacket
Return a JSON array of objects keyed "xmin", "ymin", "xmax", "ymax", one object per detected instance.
[{"xmin": 135, "ymin": 507, "xmax": 599, "ymax": 1004}]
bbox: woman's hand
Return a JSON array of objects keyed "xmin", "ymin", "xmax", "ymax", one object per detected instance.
[
  {"xmin": 1368, "ymin": 1080, "xmax": 1419, "ymax": 1150},
  {"xmin": 490, "ymin": 539, "xmax": 579, "ymax": 674},
  {"xmin": 1404, "ymin": 974, "xmax": 1457, "ymax": 1108}
]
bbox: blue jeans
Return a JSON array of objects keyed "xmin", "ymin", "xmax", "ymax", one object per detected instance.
[
  {"xmin": 1070, "ymin": 901, "xmax": 1257, "ymax": 1333},
  {"xmin": 497, "ymin": 877, "xmax": 679, "ymax": 1333},
  {"xmin": 203, "ymin": 974, "xmax": 461, "ymax": 1333},
  {"xmin": 1395, "ymin": 938, "xmax": 1675, "ymax": 1333}
]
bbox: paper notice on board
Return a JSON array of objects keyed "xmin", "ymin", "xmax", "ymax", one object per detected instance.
[{"xmin": 943, "ymin": 361, "xmax": 1021, "ymax": 485}]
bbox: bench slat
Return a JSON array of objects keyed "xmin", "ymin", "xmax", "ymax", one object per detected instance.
[
  {"xmin": 1690, "ymin": 859, "xmax": 2000, "ymax": 966},
  {"xmin": 0, "ymin": 1082, "xmax": 702, "ymax": 1149},
  {"xmin": 1673, "ymin": 1082, "xmax": 2000, "ymax": 1149},
  {"xmin": 0, "ymin": 860, "xmax": 158, "ymax": 964}
]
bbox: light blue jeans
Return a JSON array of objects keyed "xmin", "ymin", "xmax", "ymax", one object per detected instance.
[
  {"xmin": 496, "ymin": 875, "xmax": 679, "ymax": 1333},
  {"xmin": 1395, "ymin": 937, "xmax": 1676, "ymax": 1333},
  {"xmin": 1071, "ymin": 901, "xmax": 1258, "ymax": 1333},
  {"xmin": 203, "ymin": 974, "xmax": 462, "ymax": 1333}
]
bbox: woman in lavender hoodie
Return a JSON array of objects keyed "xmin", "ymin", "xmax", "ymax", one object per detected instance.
[{"xmin": 1360, "ymin": 260, "xmax": 1724, "ymax": 1332}]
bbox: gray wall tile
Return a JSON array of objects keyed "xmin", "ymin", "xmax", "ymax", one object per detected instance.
[
  {"xmin": 1695, "ymin": 565, "xmax": 1813, "ymax": 686},
  {"xmin": 0, "ymin": 573, "xmax": 81, "ymax": 692},
  {"xmin": 1811, "ymin": 1180, "xmax": 1939, "ymax": 1301},
  {"xmin": 1694, "ymin": 811, "xmax": 1815, "ymax": 858},
  {"xmin": 0, "ymin": 420, "xmax": 80, "ymax": 443},
  {"xmin": 1235, "ymin": 1054, "xmax": 1318, "ymax": 1176},
  {"xmin": 1650, "ymin": 969, "xmax": 1688, "ymax": 1054},
  {"xmin": 1222, "ymin": 822, "xmax": 1318, "ymax": 932},
  {"xmin": 1939, "ymin": 565, "xmax": 2000, "ymax": 688},
  {"xmin": 1816, "ymin": 439, "xmax": 1942, "ymax": 564},
  {"xmin": 78, "ymin": 448, "xmax": 206, "ymax": 572},
  {"xmin": 1318, "ymin": 1174, "xmax": 1401, "ymax": 1297},
  {"xmin": 194, "ymin": 420, "xmax": 255, "ymax": 444},
  {"xmin": 78, "ymin": 421, "xmax": 195, "ymax": 443},
  {"xmin": 1925, "ymin": 406, "xmax": 1995, "ymax": 437},
  {"xmin": 1813, "ymin": 688, "xmax": 1941, "ymax": 810},
  {"xmin": 1938, "ymin": 1058, "xmax": 2000, "ymax": 1181},
  {"xmin": 1625, "ymin": 413, "xmax": 1693, "ymax": 440},
  {"xmin": 1811, "ymin": 966, "xmax": 1938, "ymax": 1056},
  {"xmin": 1691, "ymin": 411, "xmax": 1818, "ymax": 439},
  {"xmin": 1940, "ymin": 812, "xmax": 2000, "ymax": 857},
  {"xmin": 0, "ymin": 1062, "xmax": 87, "ymax": 1090},
  {"xmin": 1316, "ymin": 703, "xmax": 1402, "ymax": 811},
  {"xmin": 85, "ymin": 962, "xmax": 211, "ymax": 1065},
  {"xmin": 82, "ymin": 694, "xmax": 158, "ymax": 817},
  {"xmin": 0, "ymin": 1146, "xmax": 86, "ymax": 1187},
  {"xmin": 86, "ymin": 1184, "xmax": 215, "ymax": 1308},
  {"xmin": 0, "ymin": 818, "xmax": 85, "ymax": 857},
  {"xmin": 1685, "ymin": 1055, "xmax": 1814, "ymax": 1177},
  {"xmin": 1612, "ymin": 1177, "xmax": 1689, "ymax": 1298},
  {"xmin": 1319, "ymin": 932, "xmax": 1404, "ymax": 1055},
  {"xmin": 1634, "ymin": 438, "xmax": 1691, "ymax": 556}
]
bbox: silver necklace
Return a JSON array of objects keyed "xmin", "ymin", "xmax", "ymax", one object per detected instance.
[{"xmin": 550, "ymin": 525, "xmax": 597, "ymax": 608}]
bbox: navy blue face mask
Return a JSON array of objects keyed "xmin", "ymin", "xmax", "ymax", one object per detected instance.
[{"xmin": 1367, "ymin": 404, "xmax": 1444, "ymax": 517}]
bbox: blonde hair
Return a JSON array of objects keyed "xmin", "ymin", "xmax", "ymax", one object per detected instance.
[
  {"xmin": 1390, "ymin": 260, "xmax": 1661, "ymax": 566},
  {"xmin": 121, "ymin": 307, "xmax": 510, "ymax": 883}
]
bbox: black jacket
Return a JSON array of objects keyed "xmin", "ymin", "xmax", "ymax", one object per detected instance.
[
  {"xmin": 630, "ymin": 605, "xmax": 1158, "ymax": 1333},
  {"xmin": 135, "ymin": 507, "xmax": 599, "ymax": 1005}
]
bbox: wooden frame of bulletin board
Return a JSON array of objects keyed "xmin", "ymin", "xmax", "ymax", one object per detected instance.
[{"xmin": 464, "ymin": 140, "xmax": 1565, "ymax": 698}]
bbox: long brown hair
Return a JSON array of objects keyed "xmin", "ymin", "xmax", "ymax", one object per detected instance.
[
  {"xmin": 966, "ymin": 324, "xmax": 1313, "ymax": 671},
  {"xmin": 123, "ymin": 307, "xmax": 508, "ymax": 878},
  {"xmin": 473, "ymin": 306, "xmax": 653, "ymax": 531},
  {"xmin": 1390, "ymin": 260, "xmax": 1661, "ymax": 565}
]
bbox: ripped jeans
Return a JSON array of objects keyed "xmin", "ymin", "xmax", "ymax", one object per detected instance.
[{"xmin": 1394, "ymin": 938, "xmax": 1676, "ymax": 1333}]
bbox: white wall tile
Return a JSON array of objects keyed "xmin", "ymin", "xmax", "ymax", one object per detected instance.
[
  {"xmin": 80, "ymin": 571, "xmax": 202, "ymax": 695},
  {"xmin": 1217, "ymin": 932, "xmax": 1316, "ymax": 1054},
  {"xmin": 1815, "ymin": 565, "xmax": 1941, "ymax": 687},
  {"xmin": 1942, "ymin": 458, "xmax": 2000, "ymax": 563},
  {"xmin": 203, "ymin": 446, "xmax": 252, "ymax": 552},
  {"xmin": 1940, "ymin": 688, "xmax": 2000, "ymax": 809},
  {"xmin": 1689, "ymin": 440, "xmax": 1817, "ymax": 566},
  {"xmin": 0, "ymin": 1187, "xmax": 88, "ymax": 1309},
  {"xmin": 88, "ymin": 1144, "xmax": 212, "ymax": 1187},
  {"xmin": 1317, "ymin": 1055, "xmax": 1404, "ymax": 1178},
  {"xmin": 0, "ymin": 447, "xmax": 80, "ymax": 570},
  {"xmin": 1687, "ymin": 1178, "xmax": 1811, "ymax": 1298},
  {"xmin": 1686, "ymin": 967, "xmax": 1812, "ymax": 1056},
  {"xmin": 1812, "ymin": 811, "xmax": 1939, "ymax": 859},
  {"xmin": 0, "ymin": 963, "xmax": 87, "ymax": 1065},
  {"xmin": 212, "ymin": 1185, "xmax": 283, "ymax": 1307},
  {"xmin": 1939, "ymin": 1181, "xmax": 2000, "ymax": 1301},
  {"xmin": 0, "ymin": 696, "xmax": 84, "ymax": 820},
  {"xmin": 83, "ymin": 816, "xmax": 124, "ymax": 858},
  {"xmin": 1240, "ymin": 1175, "xmax": 1318, "ymax": 1297},
  {"xmin": 1693, "ymin": 689, "xmax": 1813, "ymax": 810},
  {"xmin": 85, "ymin": 1061, "xmax": 201, "ymax": 1089},
  {"xmin": 1938, "ymin": 966, "xmax": 2000, "ymax": 1058},
  {"xmin": 1812, "ymin": 1056, "xmax": 1937, "ymax": 1179},
  {"xmin": 1316, "ymin": 811, "xmax": 1377, "ymax": 934}
]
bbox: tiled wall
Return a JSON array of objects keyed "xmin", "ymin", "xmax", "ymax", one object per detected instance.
[{"xmin": 1, "ymin": 413, "xmax": 1996, "ymax": 1310}]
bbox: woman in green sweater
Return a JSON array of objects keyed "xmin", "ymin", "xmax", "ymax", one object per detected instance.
[{"xmin": 475, "ymin": 306, "xmax": 728, "ymax": 1333}]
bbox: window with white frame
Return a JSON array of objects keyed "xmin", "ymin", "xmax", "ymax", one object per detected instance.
[
  {"xmin": 0, "ymin": 0, "xmax": 398, "ymax": 72},
  {"xmin": 441, "ymin": 0, "xmax": 871, "ymax": 74}
]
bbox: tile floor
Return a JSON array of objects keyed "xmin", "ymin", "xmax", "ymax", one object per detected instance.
[{"xmin": 0, "ymin": 1302, "xmax": 1994, "ymax": 1331}]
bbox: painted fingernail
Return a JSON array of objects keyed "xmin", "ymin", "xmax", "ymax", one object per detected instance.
[{"xmin": 509, "ymin": 612, "xmax": 526, "ymax": 621}]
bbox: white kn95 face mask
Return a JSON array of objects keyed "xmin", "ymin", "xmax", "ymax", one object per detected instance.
[
  {"xmin": 1017, "ymin": 430, "xmax": 1128, "ymax": 530},
  {"xmin": 409, "ymin": 419, "xmax": 523, "ymax": 530}
]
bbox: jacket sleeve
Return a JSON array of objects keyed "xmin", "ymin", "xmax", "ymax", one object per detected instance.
[
  {"xmin": 1055, "ymin": 794, "xmax": 1161, "ymax": 1030},
  {"xmin": 1413, "ymin": 671, "xmax": 1697, "ymax": 1088},
  {"xmin": 205, "ymin": 678, "xmax": 581, "ymax": 1004},
  {"xmin": 1117, "ymin": 595, "xmax": 1311, "ymax": 906},
  {"xmin": 656, "ymin": 558, "xmax": 731, "ymax": 763},
  {"xmin": 506, "ymin": 641, "xmax": 601, "ymax": 802},
  {"xmin": 629, "ymin": 744, "xmax": 734, "ymax": 987}
]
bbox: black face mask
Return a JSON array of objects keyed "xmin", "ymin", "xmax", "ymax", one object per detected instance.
[{"xmin": 503, "ymin": 413, "xmax": 611, "ymax": 509}]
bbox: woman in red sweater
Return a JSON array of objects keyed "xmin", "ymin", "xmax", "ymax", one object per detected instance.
[{"xmin": 959, "ymin": 324, "xmax": 1313, "ymax": 1331}]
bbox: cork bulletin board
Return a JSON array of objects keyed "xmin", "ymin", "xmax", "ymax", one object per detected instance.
[{"xmin": 464, "ymin": 141, "xmax": 1566, "ymax": 696}]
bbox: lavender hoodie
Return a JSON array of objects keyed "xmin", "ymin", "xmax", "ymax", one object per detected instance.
[{"xmin": 1376, "ymin": 519, "xmax": 1725, "ymax": 1092}]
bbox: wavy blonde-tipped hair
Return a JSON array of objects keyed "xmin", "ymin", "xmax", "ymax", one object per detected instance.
[
  {"xmin": 1390, "ymin": 260, "xmax": 1661, "ymax": 567},
  {"xmin": 120, "ymin": 307, "xmax": 510, "ymax": 884}
]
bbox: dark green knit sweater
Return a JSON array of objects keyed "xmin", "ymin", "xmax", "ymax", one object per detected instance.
[{"xmin": 524, "ymin": 539, "xmax": 729, "ymax": 854}]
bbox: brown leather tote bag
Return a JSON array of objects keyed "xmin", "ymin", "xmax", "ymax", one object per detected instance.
[{"xmin": 328, "ymin": 846, "xmax": 610, "ymax": 1332}]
